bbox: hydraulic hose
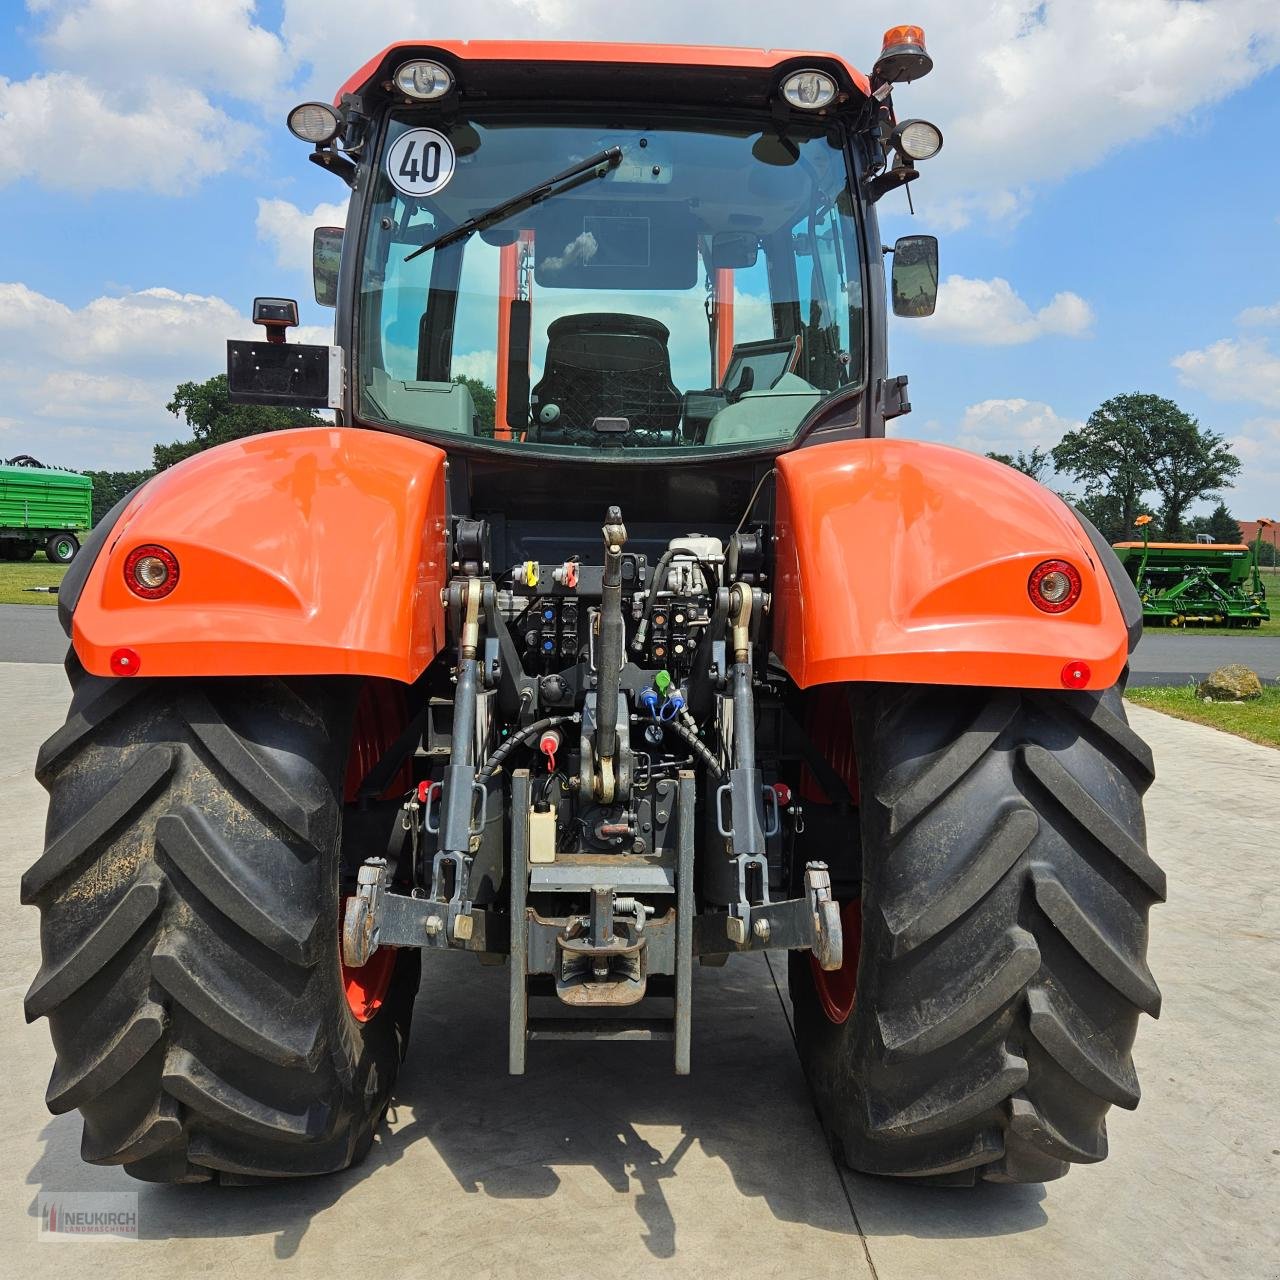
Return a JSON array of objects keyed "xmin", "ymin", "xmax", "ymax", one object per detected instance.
[
  {"xmin": 477, "ymin": 715, "xmax": 580, "ymax": 782},
  {"xmin": 633, "ymin": 551, "xmax": 718, "ymax": 652},
  {"xmin": 633, "ymin": 548, "xmax": 676, "ymax": 653},
  {"xmin": 656, "ymin": 714, "xmax": 724, "ymax": 779}
]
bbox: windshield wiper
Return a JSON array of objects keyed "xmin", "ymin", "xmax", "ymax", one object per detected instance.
[{"xmin": 405, "ymin": 146, "xmax": 623, "ymax": 262}]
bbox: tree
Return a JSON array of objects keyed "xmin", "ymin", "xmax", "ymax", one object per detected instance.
[
  {"xmin": 155, "ymin": 374, "xmax": 326, "ymax": 470},
  {"xmin": 1051, "ymin": 395, "xmax": 1155, "ymax": 535},
  {"xmin": 985, "ymin": 447, "xmax": 1051, "ymax": 481},
  {"xmin": 82, "ymin": 469, "xmax": 155, "ymax": 525},
  {"xmin": 1185, "ymin": 503, "xmax": 1243, "ymax": 545},
  {"xmin": 454, "ymin": 376, "xmax": 496, "ymax": 434},
  {"xmin": 1137, "ymin": 402, "xmax": 1240, "ymax": 539},
  {"xmin": 1069, "ymin": 492, "xmax": 1136, "ymax": 544}
]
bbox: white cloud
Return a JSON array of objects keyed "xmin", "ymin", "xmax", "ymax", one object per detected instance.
[
  {"xmin": 954, "ymin": 398, "xmax": 1082, "ymax": 456},
  {"xmin": 279, "ymin": 0, "xmax": 1280, "ymax": 228},
  {"xmin": 1225, "ymin": 417, "xmax": 1280, "ymax": 518},
  {"xmin": 0, "ymin": 281, "xmax": 262, "ymax": 469},
  {"xmin": 0, "ymin": 72, "xmax": 254, "ymax": 193},
  {"xmin": 10, "ymin": 0, "xmax": 1280, "ymax": 209},
  {"xmin": 35, "ymin": 0, "xmax": 288, "ymax": 100},
  {"xmin": 1173, "ymin": 336, "xmax": 1280, "ymax": 408},
  {"xmin": 0, "ymin": 283, "xmax": 251, "ymax": 365},
  {"xmin": 30, "ymin": 371, "xmax": 156, "ymax": 420},
  {"xmin": 256, "ymin": 196, "xmax": 349, "ymax": 272},
  {"xmin": 1237, "ymin": 302, "xmax": 1280, "ymax": 326},
  {"xmin": 915, "ymin": 275, "xmax": 1094, "ymax": 345},
  {"xmin": 453, "ymin": 349, "xmax": 499, "ymax": 383}
]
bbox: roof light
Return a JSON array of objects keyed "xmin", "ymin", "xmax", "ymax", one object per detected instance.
[
  {"xmin": 873, "ymin": 25, "xmax": 933, "ymax": 85},
  {"xmin": 1029, "ymin": 559, "xmax": 1082, "ymax": 614},
  {"xmin": 781, "ymin": 69, "xmax": 838, "ymax": 111},
  {"xmin": 287, "ymin": 101, "xmax": 340, "ymax": 144},
  {"xmin": 394, "ymin": 59, "xmax": 453, "ymax": 100},
  {"xmin": 124, "ymin": 545, "xmax": 179, "ymax": 600},
  {"xmin": 892, "ymin": 118, "xmax": 944, "ymax": 161}
]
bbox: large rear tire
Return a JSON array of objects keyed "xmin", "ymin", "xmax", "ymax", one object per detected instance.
[
  {"xmin": 22, "ymin": 654, "xmax": 420, "ymax": 1183},
  {"xmin": 789, "ymin": 677, "xmax": 1163, "ymax": 1184}
]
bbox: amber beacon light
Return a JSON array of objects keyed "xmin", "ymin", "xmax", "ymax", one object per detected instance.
[{"xmin": 873, "ymin": 25, "xmax": 934, "ymax": 84}]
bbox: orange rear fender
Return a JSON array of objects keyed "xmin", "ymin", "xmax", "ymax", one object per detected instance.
[
  {"xmin": 773, "ymin": 440, "xmax": 1129, "ymax": 691},
  {"xmin": 70, "ymin": 428, "xmax": 449, "ymax": 682}
]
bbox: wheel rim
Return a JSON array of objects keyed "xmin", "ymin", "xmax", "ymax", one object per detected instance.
[
  {"xmin": 339, "ymin": 681, "xmax": 412, "ymax": 1022},
  {"xmin": 55, "ymin": 539, "xmax": 71, "ymax": 559},
  {"xmin": 340, "ymin": 915, "xmax": 397, "ymax": 1022},
  {"xmin": 810, "ymin": 899, "xmax": 862, "ymax": 1024}
]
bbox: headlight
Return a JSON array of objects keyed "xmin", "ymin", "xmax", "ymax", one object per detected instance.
[
  {"xmin": 892, "ymin": 119, "xmax": 944, "ymax": 162},
  {"xmin": 394, "ymin": 60, "xmax": 453, "ymax": 100},
  {"xmin": 781, "ymin": 69, "xmax": 837, "ymax": 111},
  {"xmin": 287, "ymin": 102, "xmax": 340, "ymax": 144}
]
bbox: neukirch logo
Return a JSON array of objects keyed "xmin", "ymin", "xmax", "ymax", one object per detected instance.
[{"xmin": 37, "ymin": 1192, "xmax": 138, "ymax": 1242}]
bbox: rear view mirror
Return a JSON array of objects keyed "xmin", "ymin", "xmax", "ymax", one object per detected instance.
[
  {"xmin": 709, "ymin": 232, "xmax": 759, "ymax": 270},
  {"xmin": 891, "ymin": 234, "xmax": 939, "ymax": 317},
  {"xmin": 313, "ymin": 226, "xmax": 343, "ymax": 307}
]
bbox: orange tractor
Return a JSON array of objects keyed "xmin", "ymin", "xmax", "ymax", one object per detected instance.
[{"xmin": 24, "ymin": 31, "xmax": 1162, "ymax": 1188}]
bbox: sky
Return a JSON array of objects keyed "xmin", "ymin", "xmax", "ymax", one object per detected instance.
[{"xmin": 1, "ymin": 0, "xmax": 1278, "ymax": 521}]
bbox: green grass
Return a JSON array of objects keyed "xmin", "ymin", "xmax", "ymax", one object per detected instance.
[
  {"xmin": 0, "ymin": 552, "xmax": 68, "ymax": 605},
  {"xmin": 1126, "ymin": 685, "xmax": 1280, "ymax": 749}
]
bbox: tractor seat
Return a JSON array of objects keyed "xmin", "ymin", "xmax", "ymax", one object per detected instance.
[{"xmin": 530, "ymin": 313, "xmax": 681, "ymax": 439}]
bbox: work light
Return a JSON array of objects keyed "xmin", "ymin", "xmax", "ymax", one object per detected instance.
[
  {"xmin": 287, "ymin": 102, "xmax": 340, "ymax": 144},
  {"xmin": 394, "ymin": 60, "xmax": 453, "ymax": 100},
  {"xmin": 892, "ymin": 119, "xmax": 944, "ymax": 162}
]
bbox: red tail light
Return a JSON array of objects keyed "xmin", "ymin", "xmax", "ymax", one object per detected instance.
[
  {"xmin": 1028, "ymin": 559, "xmax": 1081, "ymax": 613},
  {"xmin": 124, "ymin": 545, "xmax": 179, "ymax": 599}
]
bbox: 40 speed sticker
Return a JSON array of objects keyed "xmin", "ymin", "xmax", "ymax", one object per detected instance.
[{"xmin": 386, "ymin": 128, "xmax": 455, "ymax": 197}]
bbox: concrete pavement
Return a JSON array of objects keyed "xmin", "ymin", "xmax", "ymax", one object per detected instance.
[
  {"xmin": 0, "ymin": 604, "xmax": 62, "ymax": 665},
  {"xmin": 2, "ymin": 661, "xmax": 1277, "ymax": 1278},
  {"xmin": 1130, "ymin": 631, "xmax": 1280, "ymax": 685}
]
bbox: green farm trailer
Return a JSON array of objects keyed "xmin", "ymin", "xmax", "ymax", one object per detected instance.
[
  {"xmin": 1112, "ymin": 533, "xmax": 1270, "ymax": 628},
  {"xmin": 0, "ymin": 455, "xmax": 92, "ymax": 564}
]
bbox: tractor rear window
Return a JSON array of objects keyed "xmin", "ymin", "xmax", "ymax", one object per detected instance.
[{"xmin": 356, "ymin": 111, "xmax": 865, "ymax": 452}]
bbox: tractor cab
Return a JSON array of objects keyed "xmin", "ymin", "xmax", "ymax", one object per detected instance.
[{"xmin": 229, "ymin": 37, "xmax": 942, "ymax": 454}]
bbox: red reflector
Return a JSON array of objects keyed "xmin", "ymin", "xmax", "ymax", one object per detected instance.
[
  {"xmin": 1060, "ymin": 660, "xmax": 1091, "ymax": 689},
  {"xmin": 417, "ymin": 780, "xmax": 431, "ymax": 804},
  {"xmin": 110, "ymin": 647, "xmax": 141, "ymax": 676},
  {"xmin": 772, "ymin": 781, "xmax": 793, "ymax": 808}
]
